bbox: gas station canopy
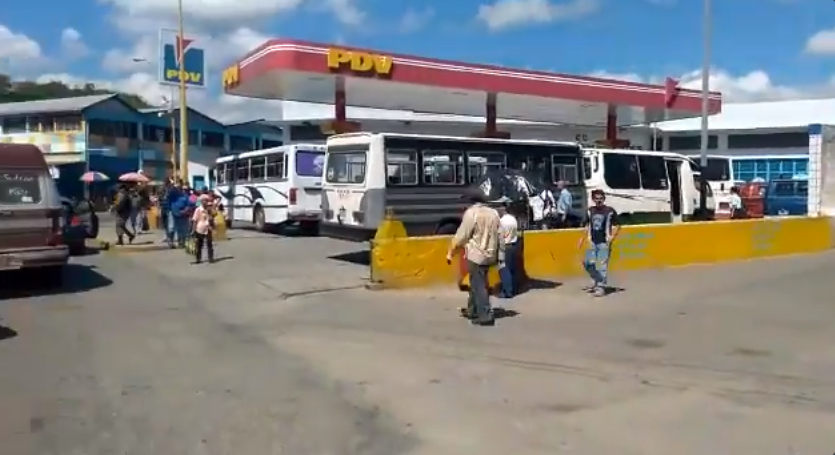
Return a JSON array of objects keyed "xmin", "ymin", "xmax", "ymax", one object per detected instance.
[{"xmin": 222, "ymin": 39, "xmax": 721, "ymax": 132}]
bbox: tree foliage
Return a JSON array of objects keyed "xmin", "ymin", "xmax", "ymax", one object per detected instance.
[{"xmin": 0, "ymin": 73, "xmax": 151, "ymax": 110}]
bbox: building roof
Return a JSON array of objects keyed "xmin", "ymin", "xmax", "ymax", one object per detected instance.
[
  {"xmin": 655, "ymin": 98, "xmax": 835, "ymax": 132},
  {"xmin": 0, "ymin": 94, "xmax": 116, "ymax": 117}
]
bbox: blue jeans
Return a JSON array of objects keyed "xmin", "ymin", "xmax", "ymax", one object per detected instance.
[
  {"xmin": 164, "ymin": 210, "xmax": 175, "ymax": 243},
  {"xmin": 583, "ymin": 243, "xmax": 610, "ymax": 289},
  {"xmin": 499, "ymin": 242, "xmax": 520, "ymax": 298}
]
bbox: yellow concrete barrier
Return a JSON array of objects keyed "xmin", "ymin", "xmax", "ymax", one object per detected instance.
[{"xmin": 370, "ymin": 217, "xmax": 834, "ymax": 289}]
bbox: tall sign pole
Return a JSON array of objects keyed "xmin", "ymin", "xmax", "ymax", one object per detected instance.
[
  {"xmin": 698, "ymin": 0, "xmax": 712, "ymax": 216},
  {"xmin": 177, "ymin": 0, "xmax": 189, "ymax": 184}
]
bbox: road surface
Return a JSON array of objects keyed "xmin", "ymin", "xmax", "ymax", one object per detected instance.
[{"xmin": 1, "ymin": 231, "xmax": 834, "ymax": 454}]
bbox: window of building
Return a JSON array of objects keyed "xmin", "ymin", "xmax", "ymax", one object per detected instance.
[
  {"xmin": 422, "ymin": 150, "xmax": 464, "ymax": 185},
  {"xmin": 727, "ymin": 132, "xmax": 808, "ymax": 149},
  {"xmin": 202, "ymin": 131, "xmax": 224, "ymax": 148},
  {"xmin": 54, "ymin": 115, "xmax": 82, "ymax": 131},
  {"xmin": 249, "ymin": 157, "xmax": 266, "ymax": 180},
  {"xmin": 637, "ymin": 155, "xmax": 668, "ymax": 190},
  {"xmin": 668, "ymin": 135, "xmax": 718, "ymax": 151},
  {"xmin": 386, "ymin": 149, "xmax": 419, "ymax": 186},
  {"xmin": 603, "ymin": 153, "xmax": 641, "ymax": 189},
  {"xmin": 2, "ymin": 117, "xmax": 27, "ymax": 133},
  {"xmin": 230, "ymin": 135, "xmax": 253, "ymax": 151},
  {"xmin": 266, "ymin": 153, "xmax": 286, "ymax": 179}
]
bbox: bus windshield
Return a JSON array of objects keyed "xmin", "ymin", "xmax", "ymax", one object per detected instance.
[
  {"xmin": 295, "ymin": 150, "xmax": 326, "ymax": 177},
  {"xmin": 700, "ymin": 158, "xmax": 731, "ymax": 181}
]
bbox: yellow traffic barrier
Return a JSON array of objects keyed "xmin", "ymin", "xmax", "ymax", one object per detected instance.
[{"xmin": 370, "ymin": 217, "xmax": 834, "ymax": 289}]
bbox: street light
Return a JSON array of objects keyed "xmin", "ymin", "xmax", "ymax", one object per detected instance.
[{"xmin": 698, "ymin": 0, "xmax": 712, "ymax": 216}]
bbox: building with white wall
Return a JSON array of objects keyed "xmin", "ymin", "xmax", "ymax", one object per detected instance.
[{"xmin": 654, "ymin": 98, "xmax": 835, "ymax": 157}]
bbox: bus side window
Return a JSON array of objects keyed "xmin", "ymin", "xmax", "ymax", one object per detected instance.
[
  {"xmin": 216, "ymin": 163, "xmax": 226, "ymax": 184},
  {"xmin": 387, "ymin": 149, "xmax": 418, "ymax": 186},
  {"xmin": 467, "ymin": 152, "xmax": 506, "ymax": 183},
  {"xmin": 266, "ymin": 153, "xmax": 286, "ymax": 179},
  {"xmin": 236, "ymin": 159, "xmax": 250, "ymax": 182},
  {"xmin": 422, "ymin": 150, "xmax": 464, "ymax": 185},
  {"xmin": 583, "ymin": 158, "xmax": 592, "ymax": 180}
]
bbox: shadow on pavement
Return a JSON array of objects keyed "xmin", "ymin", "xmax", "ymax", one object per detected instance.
[
  {"xmin": 328, "ymin": 250, "xmax": 370, "ymax": 266},
  {"xmin": 0, "ymin": 323, "xmax": 18, "ymax": 341},
  {"xmin": 0, "ymin": 264, "xmax": 113, "ymax": 300}
]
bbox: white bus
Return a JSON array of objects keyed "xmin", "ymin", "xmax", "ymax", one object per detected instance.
[
  {"xmin": 584, "ymin": 148, "xmax": 715, "ymax": 223},
  {"xmin": 214, "ymin": 144, "xmax": 326, "ymax": 234},
  {"xmin": 321, "ymin": 132, "xmax": 587, "ymax": 240}
]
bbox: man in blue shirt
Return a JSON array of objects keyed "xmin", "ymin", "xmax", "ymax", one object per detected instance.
[
  {"xmin": 160, "ymin": 179, "xmax": 179, "ymax": 247},
  {"xmin": 169, "ymin": 183, "xmax": 192, "ymax": 248}
]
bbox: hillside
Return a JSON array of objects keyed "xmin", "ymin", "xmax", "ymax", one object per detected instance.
[{"xmin": 0, "ymin": 73, "xmax": 151, "ymax": 110}]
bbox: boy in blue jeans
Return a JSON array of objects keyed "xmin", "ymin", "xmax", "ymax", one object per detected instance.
[{"xmin": 578, "ymin": 189, "xmax": 619, "ymax": 297}]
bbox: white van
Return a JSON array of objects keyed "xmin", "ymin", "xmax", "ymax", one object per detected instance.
[
  {"xmin": 583, "ymin": 148, "xmax": 715, "ymax": 223},
  {"xmin": 214, "ymin": 144, "xmax": 326, "ymax": 235}
]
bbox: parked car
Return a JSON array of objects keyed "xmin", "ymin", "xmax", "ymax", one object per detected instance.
[
  {"xmin": 0, "ymin": 144, "xmax": 70, "ymax": 286},
  {"xmin": 764, "ymin": 179, "xmax": 808, "ymax": 217},
  {"xmin": 59, "ymin": 197, "xmax": 99, "ymax": 255}
]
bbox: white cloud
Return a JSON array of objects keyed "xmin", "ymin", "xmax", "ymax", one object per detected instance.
[
  {"xmin": 0, "ymin": 25, "xmax": 44, "ymax": 70},
  {"xmin": 60, "ymin": 27, "xmax": 90, "ymax": 59},
  {"xmin": 804, "ymin": 27, "xmax": 835, "ymax": 55},
  {"xmin": 98, "ymin": 0, "xmax": 307, "ymax": 28},
  {"xmin": 477, "ymin": 0, "xmax": 599, "ymax": 31},
  {"xmin": 398, "ymin": 7, "xmax": 435, "ymax": 34},
  {"xmin": 589, "ymin": 68, "xmax": 823, "ymax": 103}
]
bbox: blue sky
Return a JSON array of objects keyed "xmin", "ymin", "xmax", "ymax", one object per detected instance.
[{"xmin": 1, "ymin": 0, "xmax": 834, "ymax": 119}]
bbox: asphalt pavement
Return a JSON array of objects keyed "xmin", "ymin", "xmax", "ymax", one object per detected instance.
[{"xmin": 1, "ymin": 229, "xmax": 835, "ymax": 455}]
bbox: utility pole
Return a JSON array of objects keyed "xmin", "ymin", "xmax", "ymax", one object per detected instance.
[
  {"xmin": 698, "ymin": 0, "xmax": 712, "ymax": 218},
  {"xmin": 177, "ymin": 0, "xmax": 189, "ymax": 184}
]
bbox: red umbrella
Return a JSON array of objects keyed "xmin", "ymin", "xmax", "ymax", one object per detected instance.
[{"xmin": 118, "ymin": 172, "xmax": 150, "ymax": 183}]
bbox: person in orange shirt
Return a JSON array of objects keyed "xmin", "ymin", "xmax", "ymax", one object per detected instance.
[{"xmin": 190, "ymin": 195, "xmax": 215, "ymax": 264}]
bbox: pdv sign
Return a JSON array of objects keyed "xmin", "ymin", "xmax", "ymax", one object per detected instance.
[{"xmin": 158, "ymin": 29, "xmax": 207, "ymax": 89}]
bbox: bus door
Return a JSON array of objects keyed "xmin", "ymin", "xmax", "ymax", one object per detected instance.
[{"xmin": 665, "ymin": 160, "xmax": 683, "ymax": 223}]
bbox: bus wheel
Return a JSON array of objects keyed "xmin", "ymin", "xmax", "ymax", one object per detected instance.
[
  {"xmin": 254, "ymin": 206, "xmax": 266, "ymax": 232},
  {"xmin": 436, "ymin": 223, "xmax": 459, "ymax": 235}
]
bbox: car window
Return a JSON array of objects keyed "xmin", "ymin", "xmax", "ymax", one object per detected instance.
[{"xmin": 0, "ymin": 172, "xmax": 42, "ymax": 205}]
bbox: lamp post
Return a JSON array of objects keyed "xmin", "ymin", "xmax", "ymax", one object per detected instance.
[
  {"xmin": 176, "ymin": 0, "xmax": 189, "ymax": 185},
  {"xmin": 698, "ymin": 0, "xmax": 712, "ymax": 216}
]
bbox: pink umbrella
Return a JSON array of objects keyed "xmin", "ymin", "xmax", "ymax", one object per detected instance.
[{"xmin": 118, "ymin": 172, "xmax": 150, "ymax": 183}]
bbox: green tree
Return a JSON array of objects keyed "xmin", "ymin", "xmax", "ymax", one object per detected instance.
[{"xmin": 0, "ymin": 73, "xmax": 151, "ymax": 109}]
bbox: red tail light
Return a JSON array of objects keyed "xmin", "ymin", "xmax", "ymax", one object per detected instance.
[
  {"xmin": 289, "ymin": 187, "xmax": 297, "ymax": 205},
  {"xmin": 48, "ymin": 210, "xmax": 64, "ymax": 246}
]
